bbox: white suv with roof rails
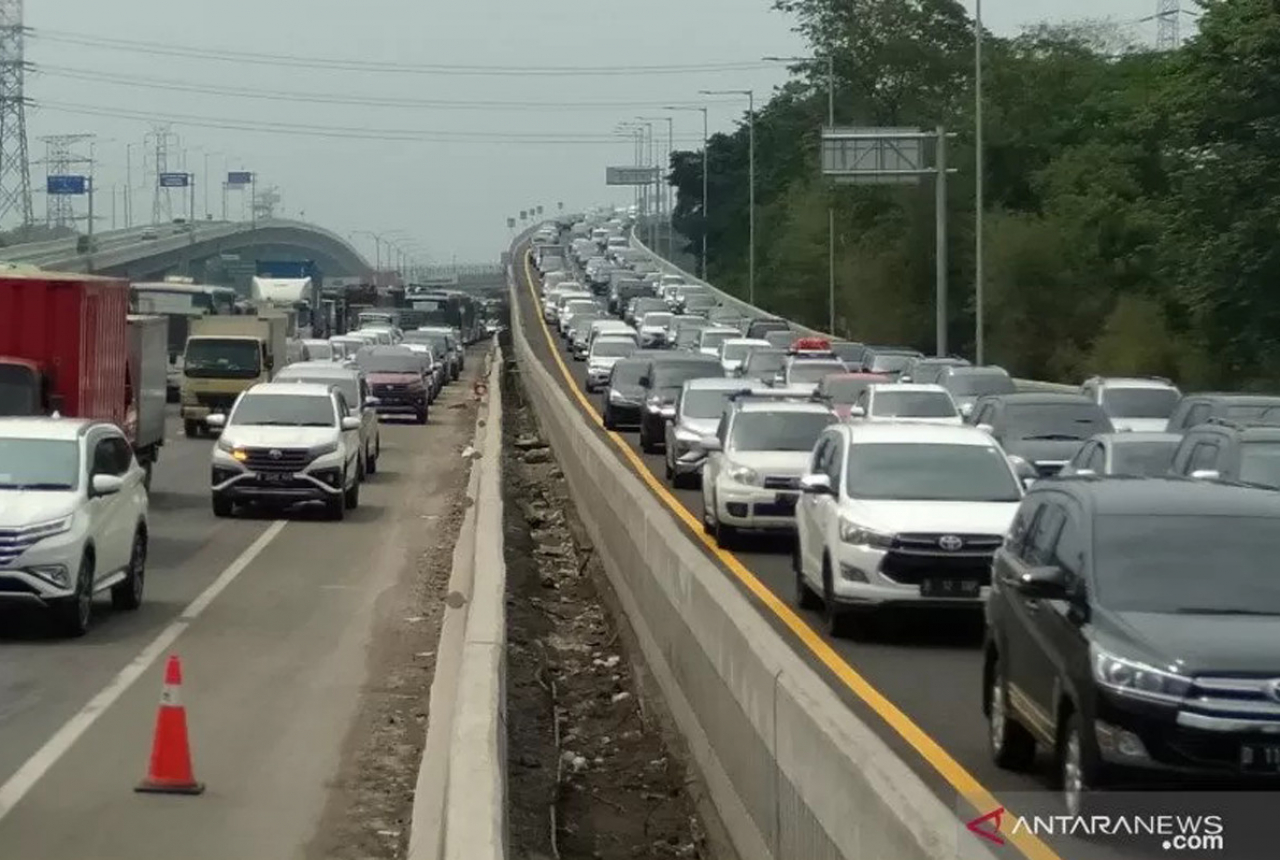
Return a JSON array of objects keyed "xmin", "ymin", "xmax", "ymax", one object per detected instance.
[
  {"xmin": 701, "ymin": 398, "xmax": 838, "ymax": 548},
  {"xmin": 0, "ymin": 418, "xmax": 149, "ymax": 636},
  {"xmin": 793, "ymin": 422, "xmax": 1023, "ymax": 637},
  {"xmin": 208, "ymin": 381, "xmax": 363, "ymax": 521},
  {"xmin": 1079, "ymin": 376, "xmax": 1182, "ymax": 432}
]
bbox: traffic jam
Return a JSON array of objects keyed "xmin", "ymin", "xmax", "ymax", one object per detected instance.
[
  {"xmin": 0, "ymin": 267, "xmax": 495, "ymax": 637},
  {"xmin": 531, "ymin": 210, "xmax": 1280, "ymax": 818}
]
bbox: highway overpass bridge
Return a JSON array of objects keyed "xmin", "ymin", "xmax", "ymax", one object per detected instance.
[{"xmin": 0, "ymin": 218, "xmax": 375, "ymax": 287}]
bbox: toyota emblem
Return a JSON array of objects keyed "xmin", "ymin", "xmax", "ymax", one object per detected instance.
[
  {"xmin": 1267, "ymin": 679, "xmax": 1280, "ymax": 704},
  {"xmin": 938, "ymin": 534, "xmax": 964, "ymax": 552},
  {"xmin": 269, "ymin": 449, "xmax": 282, "ymax": 460}
]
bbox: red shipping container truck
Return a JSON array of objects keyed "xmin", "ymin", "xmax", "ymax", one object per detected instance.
[{"xmin": 0, "ymin": 270, "xmax": 130, "ymax": 427}]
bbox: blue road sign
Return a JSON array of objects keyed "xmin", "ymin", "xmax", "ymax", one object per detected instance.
[
  {"xmin": 159, "ymin": 172, "xmax": 190, "ymax": 188},
  {"xmin": 226, "ymin": 171, "xmax": 253, "ymax": 186},
  {"xmin": 46, "ymin": 175, "xmax": 87, "ymax": 195}
]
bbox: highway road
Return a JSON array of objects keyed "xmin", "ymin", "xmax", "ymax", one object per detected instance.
[
  {"xmin": 512, "ymin": 245, "xmax": 1240, "ymax": 860},
  {"xmin": 0, "ymin": 360, "xmax": 483, "ymax": 860}
]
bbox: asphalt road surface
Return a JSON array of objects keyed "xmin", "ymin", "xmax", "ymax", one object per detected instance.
[{"xmin": 0, "ymin": 359, "xmax": 483, "ymax": 860}]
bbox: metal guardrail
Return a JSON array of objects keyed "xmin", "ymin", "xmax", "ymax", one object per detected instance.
[{"xmin": 626, "ymin": 227, "xmax": 1076, "ymax": 394}]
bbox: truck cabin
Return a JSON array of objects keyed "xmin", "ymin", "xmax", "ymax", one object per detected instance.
[
  {"xmin": 0, "ymin": 357, "xmax": 49, "ymax": 416},
  {"xmin": 183, "ymin": 336, "xmax": 271, "ymax": 381}
]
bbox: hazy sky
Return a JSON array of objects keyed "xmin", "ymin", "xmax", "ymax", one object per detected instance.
[{"xmin": 25, "ymin": 0, "xmax": 1163, "ymax": 265}]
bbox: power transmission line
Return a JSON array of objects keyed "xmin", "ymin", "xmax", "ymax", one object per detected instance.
[
  {"xmin": 0, "ymin": 0, "xmax": 31, "ymax": 226},
  {"xmin": 32, "ymin": 29, "xmax": 771, "ymax": 76},
  {"xmin": 35, "ymin": 100, "xmax": 707, "ymax": 144},
  {"xmin": 35, "ymin": 64, "xmax": 738, "ymax": 111}
]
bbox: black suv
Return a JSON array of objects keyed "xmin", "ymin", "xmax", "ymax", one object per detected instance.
[
  {"xmin": 970, "ymin": 392, "xmax": 1113, "ymax": 477},
  {"xmin": 637, "ymin": 354, "xmax": 724, "ymax": 452},
  {"xmin": 1168, "ymin": 419, "xmax": 1280, "ymax": 488},
  {"xmin": 1164, "ymin": 393, "xmax": 1280, "ymax": 433},
  {"xmin": 984, "ymin": 476, "xmax": 1280, "ymax": 815}
]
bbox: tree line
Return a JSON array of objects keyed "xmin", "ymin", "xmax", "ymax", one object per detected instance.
[{"xmin": 667, "ymin": 0, "xmax": 1280, "ymax": 388}]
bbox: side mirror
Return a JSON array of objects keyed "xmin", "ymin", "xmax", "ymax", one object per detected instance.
[
  {"xmin": 1014, "ymin": 565, "xmax": 1069, "ymax": 600},
  {"xmin": 702, "ymin": 437, "xmax": 723, "ymax": 453},
  {"xmin": 900, "ymin": 375, "xmax": 913, "ymax": 383},
  {"xmin": 1072, "ymin": 468, "xmax": 1096, "ymax": 477},
  {"xmin": 341, "ymin": 416, "xmax": 362, "ymax": 431},
  {"xmin": 1008, "ymin": 455, "xmax": 1036, "ymax": 482},
  {"xmin": 960, "ymin": 402, "xmax": 975, "ymax": 418},
  {"xmin": 91, "ymin": 473, "xmax": 124, "ymax": 497},
  {"xmin": 977, "ymin": 423, "xmax": 995, "ymax": 435},
  {"xmin": 1190, "ymin": 469, "xmax": 1220, "ymax": 481},
  {"xmin": 848, "ymin": 405, "xmax": 866, "ymax": 419},
  {"xmin": 799, "ymin": 473, "xmax": 833, "ymax": 495},
  {"xmin": 205, "ymin": 413, "xmax": 227, "ymax": 429}
]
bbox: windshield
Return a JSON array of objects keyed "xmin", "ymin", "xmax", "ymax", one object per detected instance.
[
  {"xmin": 641, "ymin": 313, "xmax": 672, "ymax": 328},
  {"xmin": 0, "ymin": 364, "xmax": 37, "ymax": 416},
  {"xmin": 357, "ymin": 353, "xmax": 422, "ymax": 374},
  {"xmin": 1101, "ymin": 387, "xmax": 1180, "ymax": 418},
  {"xmin": 846, "ymin": 443, "xmax": 1021, "ymax": 502},
  {"xmin": 700, "ymin": 331, "xmax": 734, "ymax": 350},
  {"xmin": 611, "ymin": 362, "xmax": 646, "ymax": 386},
  {"xmin": 592, "ymin": 340, "xmax": 636, "ymax": 359},
  {"xmin": 184, "ymin": 339, "xmax": 261, "ymax": 378},
  {"xmin": 945, "ymin": 373, "xmax": 1016, "ymax": 397},
  {"xmin": 652, "ymin": 362, "xmax": 722, "ymax": 388},
  {"xmin": 1004, "ymin": 403, "xmax": 1113, "ymax": 440},
  {"xmin": 685, "ymin": 295, "xmax": 715, "ymax": 308},
  {"xmin": 872, "ymin": 391, "xmax": 958, "ymax": 419},
  {"xmin": 565, "ymin": 301, "xmax": 597, "ymax": 315},
  {"xmin": 1110, "ymin": 441, "xmax": 1179, "ymax": 476},
  {"xmin": 821, "ymin": 377, "xmax": 880, "ymax": 403},
  {"xmin": 0, "ymin": 438, "xmax": 79, "ymax": 489},
  {"xmin": 683, "ymin": 389, "xmax": 734, "ymax": 419},
  {"xmin": 231, "ymin": 394, "xmax": 336, "ymax": 427},
  {"xmin": 789, "ymin": 361, "xmax": 846, "ymax": 385},
  {"xmin": 722, "ymin": 343, "xmax": 758, "ymax": 362},
  {"xmin": 745, "ymin": 351, "xmax": 786, "ymax": 375},
  {"xmin": 1237, "ymin": 442, "xmax": 1280, "ymax": 487},
  {"xmin": 869, "ymin": 353, "xmax": 914, "ymax": 373},
  {"xmin": 1095, "ymin": 515, "xmax": 1280, "ymax": 614},
  {"xmin": 730, "ymin": 411, "xmax": 835, "ymax": 452},
  {"xmin": 279, "ymin": 374, "xmax": 358, "ymax": 405},
  {"xmin": 830, "ymin": 343, "xmax": 867, "ymax": 364}
]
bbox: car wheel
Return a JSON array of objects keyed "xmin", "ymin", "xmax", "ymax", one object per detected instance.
[
  {"xmin": 184, "ymin": 420, "xmax": 200, "ymax": 439},
  {"xmin": 640, "ymin": 424, "xmax": 657, "ymax": 454},
  {"xmin": 366, "ymin": 443, "xmax": 378, "ymax": 475},
  {"xmin": 714, "ymin": 517, "xmax": 738, "ymax": 550},
  {"xmin": 1059, "ymin": 713, "xmax": 1103, "ymax": 816},
  {"xmin": 416, "ymin": 408, "xmax": 429, "ymax": 425},
  {"xmin": 212, "ymin": 494, "xmax": 234, "ymax": 518},
  {"xmin": 327, "ymin": 488, "xmax": 347, "ymax": 521},
  {"xmin": 793, "ymin": 546, "xmax": 821, "ymax": 610},
  {"xmin": 822, "ymin": 562, "xmax": 854, "ymax": 638},
  {"xmin": 602, "ymin": 407, "xmax": 616, "ymax": 430},
  {"xmin": 664, "ymin": 451, "xmax": 674, "ymax": 480},
  {"xmin": 111, "ymin": 528, "xmax": 147, "ymax": 611},
  {"xmin": 344, "ymin": 475, "xmax": 360, "ymax": 510},
  {"xmin": 56, "ymin": 552, "xmax": 94, "ymax": 637},
  {"xmin": 142, "ymin": 461, "xmax": 154, "ymax": 493},
  {"xmin": 988, "ymin": 653, "xmax": 1036, "ymax": 770}
]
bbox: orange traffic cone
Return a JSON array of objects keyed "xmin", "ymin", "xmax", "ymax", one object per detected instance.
[{"xmin": 135, "ymin": 655, "xmax": 205, "ymax": 795}]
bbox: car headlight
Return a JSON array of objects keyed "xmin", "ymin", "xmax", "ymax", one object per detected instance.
[
  {"xmin": 724, "ymin": 462, "xmax": 761, "ymax": 486},
  {"xmin": 1091, "ymin": 646, "xmax": 1191, "ymax": 705},
  {"xmin": 24, "ymin": 515, "xmax": 74, "ymax": 542},
  {"xmin": 310, "ymin": 441, "xmax": 339, "ymax": 457},
  {"xmin": 215, "ymin": 437, "xmax": 250, "ymax": 461},
  {"xmin": 838, "ymin": 520, "xmax": 895, "ymax": 549}
]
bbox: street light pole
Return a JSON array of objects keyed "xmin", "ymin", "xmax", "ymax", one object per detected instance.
[
  {"xmin": 975, "ymin": 0, "xmax": 986, "ymax": 364},
  {"xmin": 640, "ymin": 116, "xmax": 675, "ymax": 260},
  {"xmin": 765, "ymin": 54, "xmax": 837, "ymax": 333},
  {"xmin": 700, "ymin": 89, "xmax": 755, "ymax": 304},
  {"xmin": 665, "ymin": 105, "xmax": 710, "ymax": 279}
]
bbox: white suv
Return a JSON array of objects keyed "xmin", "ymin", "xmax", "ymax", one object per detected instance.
[
  {"xmin": 208, "ymin": 382, "xmax": 363, "ymax": 521},
  {"xmin": 1079, "ymin": 376, "xmax": 1181, "ymax": 432},
  {"xmin": 0, "ymin": 418, "xmax": 149, "ymax": 636},
  {"xmin": 855, "ymin": 383, "xmax": 962, "ymax": 425},
  {"xmin": 793, "ymin": 422, "xmax": 1023, "ymax": 637},
  {"xmin": 701, "ymin": 398, "xmax": 838, "ymax": 548}
]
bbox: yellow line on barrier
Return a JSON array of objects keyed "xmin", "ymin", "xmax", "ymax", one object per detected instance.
[{"xmin": 519, "ymin": 249, "xmax": 1061, "ymax": 860}]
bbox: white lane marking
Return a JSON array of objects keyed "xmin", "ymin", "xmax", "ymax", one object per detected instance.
[{"xmin": 0, "ymin": 519, "xmax": 288, "ymax": 822}]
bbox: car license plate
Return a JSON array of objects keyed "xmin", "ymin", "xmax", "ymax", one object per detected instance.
[
  {"xmin": 259, "ymin": 472, "xmax": 294, "ymax": 484},
  {"xmin": 1240, "ymin": 744, "xmax": 1280, "ymax": 772},
  {"xmin": 920, "ymin": 578, "xmax": 981, "ymax": 598}
]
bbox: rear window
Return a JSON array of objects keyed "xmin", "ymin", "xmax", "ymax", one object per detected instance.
[
  {"xmin": 611, "ymin": 362, "xmax": 646, "ymax": 385},
  {"xmin": 652, "ymin": 361, "xmax": 723, "ymax": 388},
  {"xmin": 730, "ymin": 411, "xmax": 835, "ymax": 452},
  {"xmin": 683, "ymin": 389, "xmax": 735, "ymax": 419},
  {"xmin": 591, "ymin": 340, "xmax": 637, "ymax": 359},
  {"xmin": 745, "ymin": 351, "xmax": 787, "ymax": 374},
  {"xmin": 1110, "ymin": 440, "xmax": 1179, "ymax": 477},
  {"xmin": 871, "ymin": 390, "xmax": 957, "ymax": 418},
  {"xmin": 1004, "ymin": 402, "xmax": 1113, "ymax": 439},
  {"xmin": 789, "ymin": 361, "xmax": 846, "ymax": 385},
  {"xmin": 1101, "ymin": 387, "xmax": 1179, "ymax": 419},
  {"xmin": 820, "ymin": 377, "xmax": 882, "ymax": 403},
  {"xmin": 1238, "ymin": 442, "xmax": 1280, "ymax": 488},
  {"xmin": 944, "ymin": 372, "xmax": 1016, "ymax": 397}
]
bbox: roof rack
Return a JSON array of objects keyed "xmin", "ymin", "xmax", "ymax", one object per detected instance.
[{"xmin": 1202, "ymin": 416, "xmax": 1280, "ymax": 430}]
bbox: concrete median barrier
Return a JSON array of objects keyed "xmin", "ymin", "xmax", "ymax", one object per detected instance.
[
  {"xmin": 508, "ymin": 259, "xmax": 995, "ymax": 860},
  {"xmin": 409, "ymin": 342, "xmax": 508, "ymax": 860}
]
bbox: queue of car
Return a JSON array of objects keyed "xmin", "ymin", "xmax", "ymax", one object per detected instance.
[{"xmin": 534, "ymin": 218, "xmax": 1280, "ymax": 817}]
